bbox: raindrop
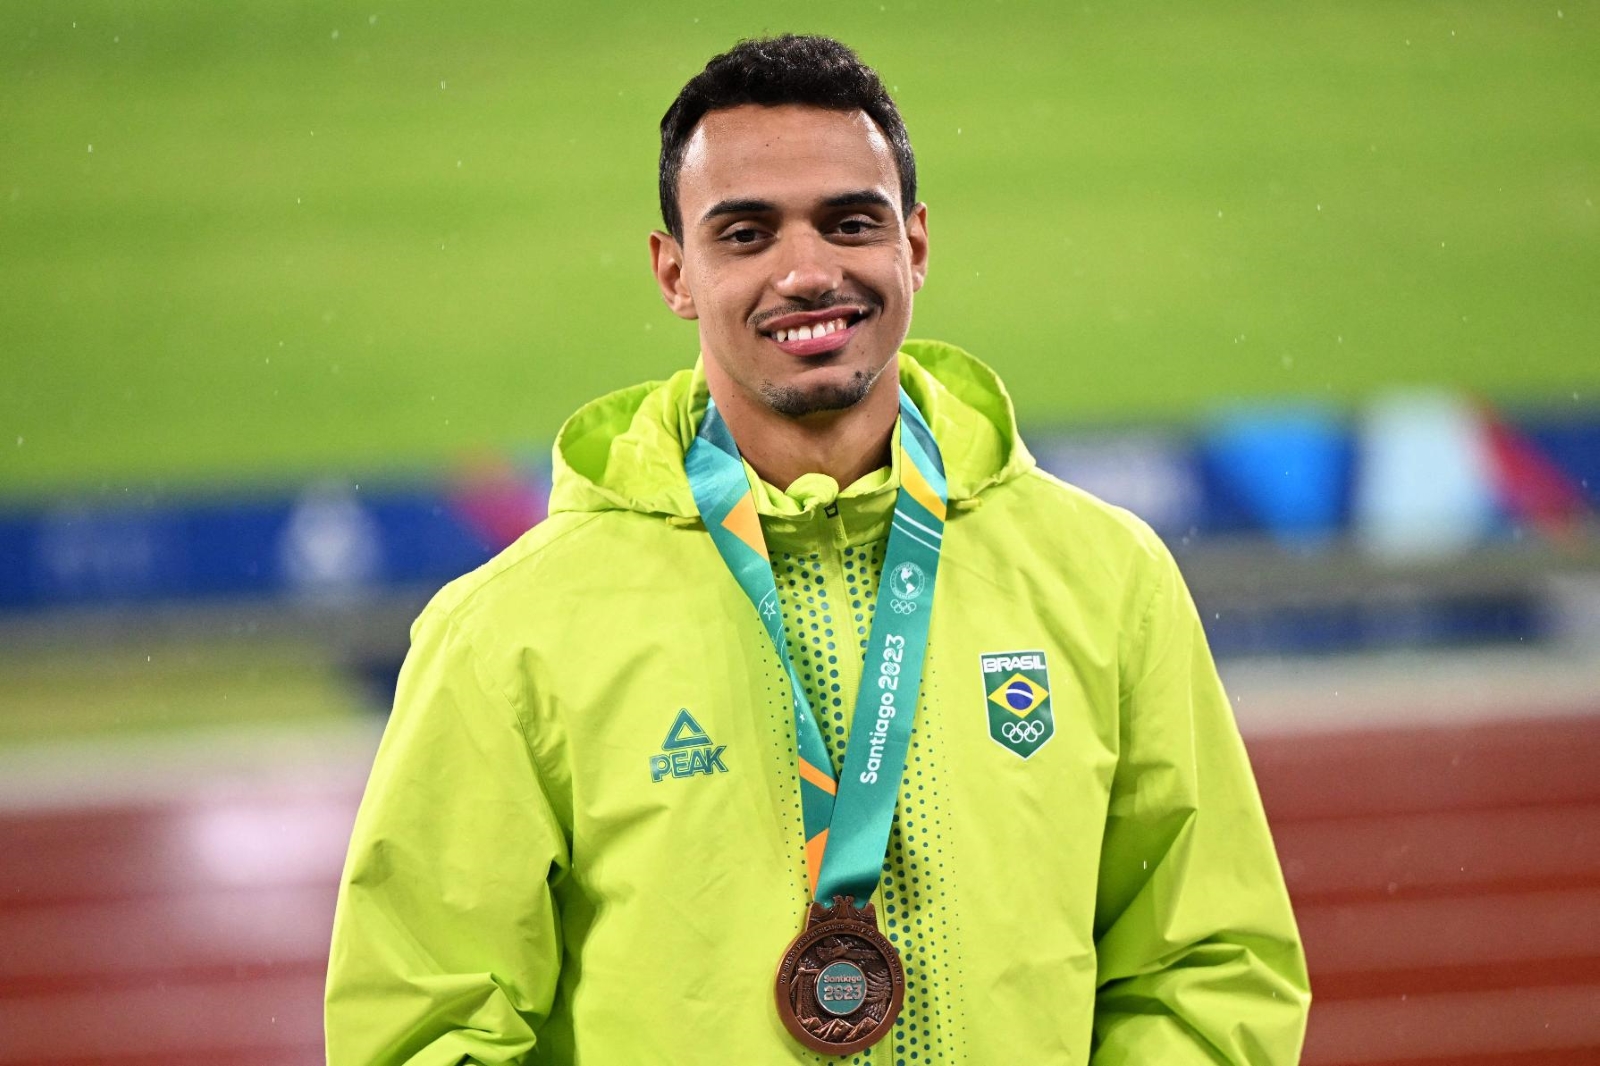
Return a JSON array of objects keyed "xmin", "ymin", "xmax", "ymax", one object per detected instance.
[
  {"xmin": 331, "ymin": 29, "xmax": 340, "ymax": 40},
  {"xmin": 87, "ymin": 144, "xmax": 93, "ymax": 153},
  {"xmin": 369, "ymin": 14, "xmax": 378, "ymax": 25}
]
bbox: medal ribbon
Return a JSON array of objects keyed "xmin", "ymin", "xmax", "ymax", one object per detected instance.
[{"xmin": 685, "ymin": 388, "xmax": 948, "ymax": 905}]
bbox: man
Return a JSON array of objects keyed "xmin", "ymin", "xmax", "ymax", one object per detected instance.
[{"xmin": 326, "ymin": 35, "xmax": 1309, "ymax": 1064}]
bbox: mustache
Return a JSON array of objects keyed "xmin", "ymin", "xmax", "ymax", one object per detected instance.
[{"xmin": 749, "ymin": 293, "xmax": 880, "ymax": 332}]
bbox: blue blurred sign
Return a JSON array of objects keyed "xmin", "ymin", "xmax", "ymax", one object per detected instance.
[
  {"xmin": 0, "ymin": 478, "xmax": 541, "ymax": 612},
  {"xmin": 0, "ymin": 405, "xmax": 1592, "ymax": 664}
]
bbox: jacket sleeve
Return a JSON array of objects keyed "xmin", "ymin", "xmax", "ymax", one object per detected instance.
[
  {"xmin": 1090, "ymin": 541, "xmax": 1310, "ymax": 1064},
  {"xmin": 325, "ymin": 604, "xmax": 569, "ymax": 1065}
]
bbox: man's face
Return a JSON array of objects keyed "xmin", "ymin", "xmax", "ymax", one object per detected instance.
[{"xmin": 651, "ymin": 104, "xmax": 929, "ymax": 418}]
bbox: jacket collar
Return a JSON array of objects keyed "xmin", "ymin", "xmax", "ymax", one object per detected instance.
[{"xmin": 548, "ymin": 339, "xmax": 1035, "ymax": 528}]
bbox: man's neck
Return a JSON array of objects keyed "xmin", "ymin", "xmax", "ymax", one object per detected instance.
[{"xmin": 708, "ymin": 367, "xmax": 900, "ymax": 492}]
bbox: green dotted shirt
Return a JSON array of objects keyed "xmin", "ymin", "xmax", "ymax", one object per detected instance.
[{"xmin": 773, "ymin": 534, "xmax": 955, "ymax": 1066}]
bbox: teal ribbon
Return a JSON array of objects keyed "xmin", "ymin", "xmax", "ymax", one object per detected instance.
[{"xmin": 685, "ymin": 388, "xmax": 948, "ymax": 905}]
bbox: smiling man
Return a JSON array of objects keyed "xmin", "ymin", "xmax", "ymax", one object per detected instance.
[
  {"xmin": 651, "ymin": 83, "xmax": 928, "ymax": 492},
  {"xmin": 326, "ymin": 35, "xmax": 1309, "ymax": 1065}
]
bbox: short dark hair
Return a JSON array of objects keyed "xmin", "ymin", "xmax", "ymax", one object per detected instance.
[{"xmin": 658, "ymin": 35, "xmax": 917, "ymax": 240}]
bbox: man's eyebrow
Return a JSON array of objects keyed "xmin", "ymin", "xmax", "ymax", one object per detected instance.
[
  {"xmin": 699, "ymin": 198, "xmax": 776, "ymax": 226},
  {"xmin": 820, "ymin": 190, "xmax": 896, "ymax": 212}
]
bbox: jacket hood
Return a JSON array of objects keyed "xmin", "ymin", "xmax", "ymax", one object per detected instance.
[{"xmin": 547, "ymin": 339, "xmax": 1036, "ymax": 520}]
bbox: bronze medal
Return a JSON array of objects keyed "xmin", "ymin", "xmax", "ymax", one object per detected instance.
[{"xmin": 775, "ymin": 895, "xmax": 905, "ymax": 1055}]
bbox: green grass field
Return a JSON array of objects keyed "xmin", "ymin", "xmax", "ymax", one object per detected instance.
[{"xmin": 2, "ymin": 0, "xmax": 1597, "ymax": 499}]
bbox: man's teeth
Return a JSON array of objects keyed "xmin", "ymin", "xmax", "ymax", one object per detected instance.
[{"xmin": 770, "ymin": 318, "xmax": 850, "ymax": 343}]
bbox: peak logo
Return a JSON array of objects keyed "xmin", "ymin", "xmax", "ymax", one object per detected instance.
[
  {"xmin": 979, "ymin": 649, "xmax": 1055, "ymax": 759},
  {"xmin": 649, "ymin": 709, "xmax": 728, "ymax": 783}
]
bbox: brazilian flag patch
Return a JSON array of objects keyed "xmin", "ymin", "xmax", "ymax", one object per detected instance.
[{"xmin": 979, "ymin": 650, "xmax": 1054, "ymax": 759}]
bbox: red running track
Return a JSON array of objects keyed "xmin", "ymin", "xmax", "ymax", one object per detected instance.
[{"xmin": 1, "ymin": 715, "xmax": 1597, "ymax": 1065}]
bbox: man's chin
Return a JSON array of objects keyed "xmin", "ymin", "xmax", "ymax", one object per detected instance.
[{"xmin": 759, "ymin": 369, "xmax": 878, "ymax": 419}]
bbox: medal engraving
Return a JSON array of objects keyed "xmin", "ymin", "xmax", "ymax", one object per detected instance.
[{"xmin": 775, "ymin": 896, "xmax": 905, "ymax": 1055}]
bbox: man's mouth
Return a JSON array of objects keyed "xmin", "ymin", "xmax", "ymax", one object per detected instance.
[{"xmin": 758, "ymin": 308, "xmax": 870, "ymax": 357}]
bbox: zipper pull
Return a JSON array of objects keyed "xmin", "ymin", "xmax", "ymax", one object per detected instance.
[{"xmin": 823, "ymin": 502, "xmax": 848, "ymax": 548}]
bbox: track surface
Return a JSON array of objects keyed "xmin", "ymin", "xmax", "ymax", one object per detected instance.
[{"xmin": 2, "ymin": 714, "xmax": 1597, "ymax": 1064}]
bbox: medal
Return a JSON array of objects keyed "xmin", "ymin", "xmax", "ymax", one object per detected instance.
[
  {"xmin": 686, "ymin": 384, "xmax": 947, "ymax": 1055},
  {"xmin": 775, "ymin": 896, "xmax": 905, "ymax": 1055}
]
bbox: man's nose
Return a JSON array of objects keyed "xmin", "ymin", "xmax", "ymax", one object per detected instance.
[{"xmin": 772, "ymin": 230, "xmax": 843, "ymax": 301}]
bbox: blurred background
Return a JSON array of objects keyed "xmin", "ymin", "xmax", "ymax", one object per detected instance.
[{"xmin": 2, "ymin": 1, "xmax": 1597, "ymax": 1063}]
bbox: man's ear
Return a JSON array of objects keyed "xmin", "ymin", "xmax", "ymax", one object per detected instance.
[
  {"xmin": 906, "ymin": 203, "xmax": 930, "ymax": 293},
  {"xmin": 649, "ymin": 231, "xmax": 698, "ymax": 320}
]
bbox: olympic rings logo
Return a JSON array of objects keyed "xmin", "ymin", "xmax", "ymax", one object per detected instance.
[
  {"xmin": 1002, "ymin": 719, "xmax": 1046, "ymax": 743},
  {"xmin": 889, "ymin": 599, "xmax": 918, "ymax": 615}
]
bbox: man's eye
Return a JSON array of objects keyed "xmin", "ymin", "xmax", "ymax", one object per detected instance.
[
  {"xmin": 723, "ymin": 227, "xmax": 764, "ymax": 244},
  {"xmin": 837, "ymin": 218, "xmax": 876, "ymax": 236}
]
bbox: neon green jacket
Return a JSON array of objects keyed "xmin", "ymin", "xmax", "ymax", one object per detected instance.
[{"xmin": 325, "ymin": 341, "xmax": 1310, "ymax": 1064}]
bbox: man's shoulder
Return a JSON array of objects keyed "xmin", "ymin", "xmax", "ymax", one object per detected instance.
[
  {"xmin": 416, "ymin": 507, "xmax": 659, "ymax": 637},
  {"xmin": 991, "ymin": 465, "xmax": 1170, "ymax": 569}
]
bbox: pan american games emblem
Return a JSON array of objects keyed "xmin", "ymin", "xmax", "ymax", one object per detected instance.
[
  {"xmin": 887, "ymin": 561, "xmax": 926, "ymax": 615},
  {"xmin": 980, "ymin": 650, "xmax": 1054, "ymax": 758}
]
